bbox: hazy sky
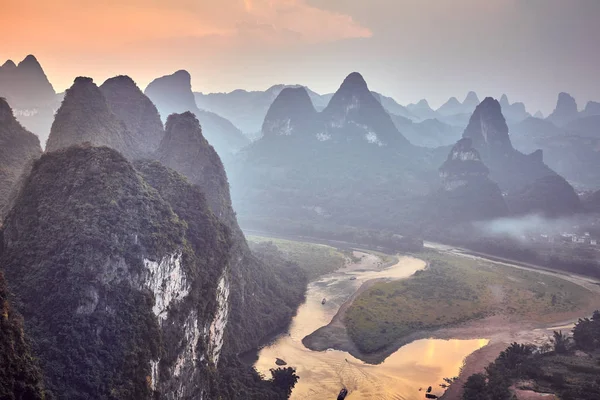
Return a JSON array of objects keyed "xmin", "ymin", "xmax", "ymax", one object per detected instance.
[{"xmin": 2, "ymin": 0, "xmax": 599, "ymax": 113}]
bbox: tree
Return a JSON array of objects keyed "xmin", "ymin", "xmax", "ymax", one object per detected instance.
[
  {"xmin": 552, "ymin": 330, "xmax": 569, "ymax": 354},
  {"xmin": 270, "ymin": 367, "xmax": 299, "ymax": 397},
  {"xmin": 463, "ymin": 373, "xmax": 488, "ymax": 400}
]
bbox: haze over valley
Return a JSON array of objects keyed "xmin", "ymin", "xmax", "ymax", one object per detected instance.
[{"xmin": 2, "ymin": 2, "xmax": 600, "ymax": 399}]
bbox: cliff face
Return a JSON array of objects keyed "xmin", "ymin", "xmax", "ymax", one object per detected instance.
[
  {"xmin": 46, "ymin": 77, "xmax": 132, "ymax": 156},
  {"xmin": 154, "ymin": 113, "xmax": 307, "ymax": 356},
  {"xmin": 99, "ymin": 75, "xmax": 165, "ymax": 158},
  {"xmin": 0, "ymin": 146, "xmax": 233, "ymax": 399},
  {"xmin": 0, "ymin": 98, "xmax": 42, "ymax": 218},
  {"xmin": 0, "ymin": 272, "xmax": 46, "ymax": 400}
]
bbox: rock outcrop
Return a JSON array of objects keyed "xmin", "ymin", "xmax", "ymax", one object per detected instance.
[
  {"xmin": 99, "ymin": 75, "xmax": 165, "ymax": 158},
  {"xmin": 547, "ymin": 92, "xmax": 579, "ymax": 126},
  {"xmin": 0, "ymin": 98, "xmax": 42, "ymax": 217}
]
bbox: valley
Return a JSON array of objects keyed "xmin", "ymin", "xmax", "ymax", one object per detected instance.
[{"xmin": 247, "ymin": 235, "xmax": 600, "ymax": 400}]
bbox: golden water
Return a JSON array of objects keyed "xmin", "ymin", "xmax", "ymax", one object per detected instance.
[{"xmin": 255, "ymin": 254, "xmax": 489, "ymax": 399}]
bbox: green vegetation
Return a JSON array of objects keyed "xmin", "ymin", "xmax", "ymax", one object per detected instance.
[
  {"xmin": 463, "ymin": 311, "xmax": 600, "ymax": 400},
  {"xmin": 248, "ymin": 235, "xmax": 347, "ymax": 279},
  {"xmin": 345, "ymin": 250, "xmax": 591, "ymax": 353},
  {"xmin": 0, "ymin": 272, "xmax": 45, "ymax": 400}
]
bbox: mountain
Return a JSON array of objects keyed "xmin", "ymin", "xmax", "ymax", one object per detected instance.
[
  {"xmin": 437, "ymin": 92, "xmax": 480, "ymax": 117},
  {"xmin": 499, "ymin": 94, "xmax": 530, "ymax": 124},
  {"xmin": 45, "ymin": 77, "xmax": 133, "ymax": 157},
  {"xmin": 0, "ymin": 272, "xmax": 46, "ymax": 400},
  {"xmin": 547, "ymin": 92, "xmax": 579, "ymax": 126},
  {"xmin": 153, "ymin": 112, "xmax": 306, "ymax": 355},
  {"xmin": 0, "ymin": 98, "xmax": 42, "ymax": 217},
  {"xmin": 261, "ymin": 87, "xmax": 319, "ymax": 138},
  {"xmin": 229, "ymin": 72, "xmax": 439, "ymax": 233},
  {"xmin": 320, "ymin": 72, "xmax": 410, "ymax": 147},
  {"xmin": 391, "ymin": 116, "xmax": 462, "ymax": 147},
  {"xmin": 194, "ymin": 84, "xmax": 331, "ymax": 137},
  {"xmin": 505, "ymin": 174, "xmax": 582, "ymax": 217},
  {"xmin": 437, "ymin": 96, "xmax": 463, "ymax": 116},
  {"xmin": 534, "ymin": 110, "xmax": 544, "ymax": 119},
  {"xmin": 144, "ymin": 70, "xmax": 249, "ymax": 160},
  {"xmin": 582, "ymin": 101, "xmax": 600, "ymax": 117},
  {"xmin": 509, "ymin": 116, "xmax": 564, "ymax": 153},
  {"xmin": 99, "ymin": 75, "xmax": 165, "ymax": 158},
  {"xmin": 462, "ymin": 97, "xmax": 580, "ymax": 215},
  {"xmin": 372, "ymin": 92, "xmax": 417, "ymax": 121},
  {"xmin": 406, "ymin": 99, "xmax": 439, "ymax": 120},
  {"xmin": 431, "ymin": 138, "xmax": 507, "ymax": 222},
  {"xmin": 0, "ymin": 55, "xmax": 55, "ymax": 106},
  {"xmin": 0, "ymin": 55, "xmax": 61, "ymax": 145},
  {"xmin": 0, "ymin": 145, "xmax": 302, "ymax": 399}
]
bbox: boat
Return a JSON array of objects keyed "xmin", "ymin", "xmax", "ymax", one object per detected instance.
[
  {"xmin": 337, "ymin": 388, "xmax": 348, "ymax": 400},
  {"xmin": 322, "ymin": 298, "xmax": 327, "ymax": 305}
]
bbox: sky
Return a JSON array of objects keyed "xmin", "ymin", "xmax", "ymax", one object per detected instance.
[{"xmin": 1, "ymin": 0, "xmax": 599, "ymax": 114}]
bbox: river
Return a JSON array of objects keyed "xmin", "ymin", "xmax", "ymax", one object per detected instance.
[{"xmin": 254, "ymin": 252, "xmax": 489, "ymax": 399}]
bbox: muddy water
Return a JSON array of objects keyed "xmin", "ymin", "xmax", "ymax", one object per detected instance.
[{"xmin": 255, "ymin": 253, "xmax": 489, "ymax": 399}]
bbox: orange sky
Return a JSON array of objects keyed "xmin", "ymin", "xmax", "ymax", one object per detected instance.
[{"xmin": 2, "ymin": 0, "xmax": 599, "ymax": 113}]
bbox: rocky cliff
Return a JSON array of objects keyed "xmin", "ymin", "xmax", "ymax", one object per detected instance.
[
  {"xmin": 154, "ymin": 112, "xmax": 307, "ymax": 356},
  {"xmin": 0, "ymin": 98, "xmax": 42, "ymax": 218},
  {"xmin": 0, "ymin": 145, "xmax": 234, "ymax": 399}
]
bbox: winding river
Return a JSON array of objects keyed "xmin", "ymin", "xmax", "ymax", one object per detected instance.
[{"xmin": 254, "ymin": 252, "xmax": 489, "ymax": 399}]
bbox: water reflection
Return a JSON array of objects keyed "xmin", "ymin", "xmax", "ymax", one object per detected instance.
[{"xmin": 255, "ymin": 254, "xmax": 488, "ymax": 399}]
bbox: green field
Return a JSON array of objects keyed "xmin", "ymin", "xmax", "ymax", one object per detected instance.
[
  {"xmin": 247, "ymin": 235, "xmax": 347, "ymax": 280},
  {"xmin": 345, "ymin": 250, "xmax": 593, "ymax": 354}
]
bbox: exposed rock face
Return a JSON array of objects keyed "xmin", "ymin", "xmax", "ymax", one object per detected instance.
[
  {"xmin": 463, "ymin": 97, "xmax": 513, "ymax": 159},
  {"xmin": 154, "ymin": 112, "xmax": 306, "ymax": 356},
  {"xmin": 144, "ymin": 70, "xmax": 249, "ymax": 159},
  {"xmin": 432, "ymin": 138, "xmax": 507, "ymax": 222},
  {"xmin": 547, "ymin": 92, "xmax": 579, "ymax": 126},
  {"xmin": 46, "ymin": 77, "xmax": 131, "ymax": 156},
  {"xmin": 0, "ymin": 98, "xmax": 42, "ymax": 217},
  {"xmin": 0, "ymin": 55, "xmax": 60, "ymax": 145},
  {"xmin": 262, "ymin": 87, "xmax": 318, "ymax": 137},
  {"xmin": 0, "ymin": 145, "xmax": 234, "ymax": 399},
  {"xmin": 99, "ymin": 75, "xmax": 164, "ymax": 158},
  {"xmin": 0, "ymin": 272, "xmax": 46, "ymax": 400}
]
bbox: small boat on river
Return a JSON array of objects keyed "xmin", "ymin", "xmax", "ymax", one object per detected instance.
[
  {"xmin": 322, "ymin": 298, "xmax": 327, "ymax": 305},
  {"xmin": 337, "ymin": 388, "xmax": 348, "ymax": 400}
]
